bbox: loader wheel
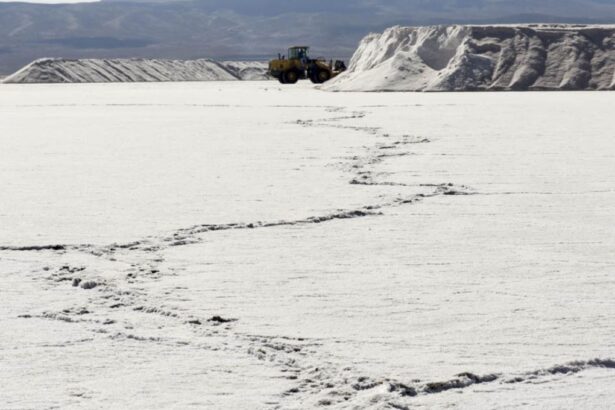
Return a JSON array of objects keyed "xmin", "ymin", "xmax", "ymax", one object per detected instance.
[
  {"xmin": 283, "ymin": 70, "xmax": 299, "ymax": 84},
  {"xmin": 278, "ymin": 75, "xmax": 286, "ymax": 84},
  {"xmin": 309, "ymin": 69, "xmax": 331, "ymax": 84},
  {"xmin": 317, "ymin": 70, "xmax": 331, "ymax": 83}
]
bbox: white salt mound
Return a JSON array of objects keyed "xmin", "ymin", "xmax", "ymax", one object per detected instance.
[
  {"xmin": 323, "ymin": 25, "xmax": 615, "ymax": 92},
  {"xmin": 2, "ymin": 58, "xmax": 270, "ymax": 83},
  {"xmin": 220, "ymin": 61, "xmax": 272, "ymax": 81}
]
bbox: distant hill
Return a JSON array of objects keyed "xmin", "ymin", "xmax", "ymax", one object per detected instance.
[{"xmin": 1, "ymin": 0, "xmax": 614, "ymax": 75}]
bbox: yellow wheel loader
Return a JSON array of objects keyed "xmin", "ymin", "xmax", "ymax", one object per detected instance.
[{"xmin": 268, "ymin": 46, "xmax": 346, "ymax": 84}]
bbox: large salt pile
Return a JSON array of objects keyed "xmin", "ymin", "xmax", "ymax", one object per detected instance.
[
  {"xmin": 2, "ymin": 58, "xmax": 270, "ymax": 83},
  {"xmin": 323, "ymin": 25, "xmax": 615, "ymax": 91},
  {"xmin": 220, "ymin": 61, "xmax": 272, "ymax": 81}
]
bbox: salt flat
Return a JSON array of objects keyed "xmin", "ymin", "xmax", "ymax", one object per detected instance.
[{"xmin": 1, "ymin": 82, "xmax": 614, "ymax": 409}]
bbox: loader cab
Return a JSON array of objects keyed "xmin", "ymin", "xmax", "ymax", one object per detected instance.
[{"xmin": 288, "ymin": 46, "xmax": 310, "ymax": 61}]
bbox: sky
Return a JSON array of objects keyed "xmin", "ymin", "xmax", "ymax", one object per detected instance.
[
  {"xmin": 0, "ymin": 0, "xmax": 613, "ymax": 7},
  {"xmin": 0, "ymin": 0, "xmax": 99, "ymax": 2}
]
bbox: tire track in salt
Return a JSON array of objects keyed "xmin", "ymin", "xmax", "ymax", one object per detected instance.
[{"xmin": 5, "ymin": 104, "xmax": 477, "ymax": 410}]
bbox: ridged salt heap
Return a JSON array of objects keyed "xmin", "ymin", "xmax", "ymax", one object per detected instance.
[
  {"xmin": 2, "ymin": 58, "xmax": 270, "ymax": 83},
  {"xmin": 323, "ymin": 25, "xmax": 615, "ymax": 91}
]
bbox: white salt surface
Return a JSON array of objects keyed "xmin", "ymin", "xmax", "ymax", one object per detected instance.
[{"xmin": 1, "ymin": 82, "xmax": 614, "ymax": 409}]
